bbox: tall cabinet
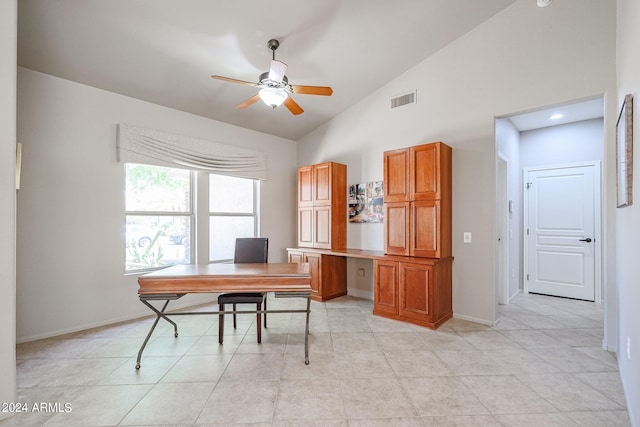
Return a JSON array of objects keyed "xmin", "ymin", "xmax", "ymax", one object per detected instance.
[
  {"xmin": 375, "ymin": 142, "xmax": 453, "ymax": 329},
  {"xmin": 292, "ymin": 161, "xmax": 348, "ymax": 301},
  {"xmin": 383, "ymin": 142, "xmax": 452, "ymax": 258},
  {"xmin": 297, "ymin": 162, "xmax": 347, "ymax": 250}
]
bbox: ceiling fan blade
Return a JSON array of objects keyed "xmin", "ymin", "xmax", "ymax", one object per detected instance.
[
  {"xmin": 291, "ymin": 85, "xmax": 333, "ymax": 96},
  {"xmin": 269, "ymin": 60, "xmax": 288, "ymax": 82},
  {"xmin": 211, "ymin": 75, "xmax": 257, "ymax": 86},
  {"xmin": 283, "ymin": 96, "xmax": 304, "ymax": 115},
  {"xmin": 236, "ymin": 94, "xmax": 260, "ymax": 109}
]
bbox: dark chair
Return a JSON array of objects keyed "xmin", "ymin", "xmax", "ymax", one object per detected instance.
[{"xmin": 218, "ymin": 237, "xmax": 268, "ymax": 344}]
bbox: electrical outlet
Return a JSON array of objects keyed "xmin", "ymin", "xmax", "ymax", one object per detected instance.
[
  {"xmin": 626, "ymin": 337, "xmax": 631, "ymax": 360},
  {"xmin": 358, "ymin": 268, "xmax": 365, "ymax": 277},
  {"xmin": 463, "ymin": 232, "xmax": 472, "ymax": 243}
]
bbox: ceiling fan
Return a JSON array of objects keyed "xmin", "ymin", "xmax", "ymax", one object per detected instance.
[{"xmin": 211, "ymin": 39, "xmax": 333, "ymax": 115}]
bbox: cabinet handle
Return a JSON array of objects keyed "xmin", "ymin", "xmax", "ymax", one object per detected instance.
[{"xmin": 579, "ymin": 238, "xmax": 592, "ymax": 242}]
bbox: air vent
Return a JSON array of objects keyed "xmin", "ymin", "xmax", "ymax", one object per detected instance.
[{"xmin": 391, "ymin": 90, "xmax": 417, "ymax": 109}]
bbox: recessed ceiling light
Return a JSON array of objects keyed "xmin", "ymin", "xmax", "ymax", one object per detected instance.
[
  {"xmin": 549, "ymin": 113, "xmax": 564, "ymax": 120},
  {"xmin": 537, "ymin": 0, "xmax": 552, "ymax": 7}
]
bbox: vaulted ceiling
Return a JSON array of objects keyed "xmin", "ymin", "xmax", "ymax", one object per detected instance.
[{"xmin": 18, "ymin": 0, "xmax": 518, "ymax": 140}]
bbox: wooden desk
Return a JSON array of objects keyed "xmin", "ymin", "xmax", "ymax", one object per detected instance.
[{"xmin": 136, "ymin": 263, "xmax": 312, "ymax": 368}]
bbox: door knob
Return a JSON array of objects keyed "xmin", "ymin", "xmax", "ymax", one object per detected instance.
[{"xmin": 579, "ymin": 238, "xmax": 592, "ymax": 242}]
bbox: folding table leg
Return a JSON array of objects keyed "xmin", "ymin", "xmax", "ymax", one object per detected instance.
[{"xmin": 136, "ymin": 299, "xmax": 178, "ymax": 370}]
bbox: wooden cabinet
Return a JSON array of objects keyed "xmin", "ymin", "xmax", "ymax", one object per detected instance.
[
  {"xmin": 297, "ymin": 162, "xmax": 347, "ymax": 250},
  {"xmin": 373, "ymin": 257, "xmax": 453, "ymax": 328},
  {"xmin": 288, "ymin": 250, "xmax": 347, "ymax": 301},
  {"xmin": 383, "ymin": 142, "xmax": 451, "ymax": 258}
]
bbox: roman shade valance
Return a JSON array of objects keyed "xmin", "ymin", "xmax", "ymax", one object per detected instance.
[{"xmin": 116, "ymin": 123, "xmax": 267, "ymax": 180}]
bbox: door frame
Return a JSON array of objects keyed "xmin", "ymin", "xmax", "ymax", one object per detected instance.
[
  {"xmin": 497, "ymin": 154, "xmax": 509, "ymax": 305},
  {"xmin": 522, "ymin": 161, "xmax": 602, "ymax": 303}
]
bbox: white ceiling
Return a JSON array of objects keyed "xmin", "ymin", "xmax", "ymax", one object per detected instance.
[
  {"xmin": 507, "ymin": 97, "xmax": 604, "ymax": 131},
  {"xmin": 17, "ymin": 0, "xmax": 517, "ymax": 140}
]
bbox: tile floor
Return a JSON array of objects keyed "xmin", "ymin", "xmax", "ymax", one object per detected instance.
[{"xmin": 1, "ymin": 292, "xmax": 631, "ymax": 426}]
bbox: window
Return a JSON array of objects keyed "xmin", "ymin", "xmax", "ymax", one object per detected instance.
[
  {"xmin": 208, "ymin": 174, "xmax": 259, "ymax": 262},
  {"xmin": 125, "ymin": 164, "xmax": 193, "ymax": 272},
  {"xmin": 124, "ymin": 165, "xmax": 259, "ymax": 271}
]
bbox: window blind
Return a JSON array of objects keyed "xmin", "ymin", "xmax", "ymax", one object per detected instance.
[{"xmin": 116, "ymin": 123, "xmax": 267, "ymax": 180}]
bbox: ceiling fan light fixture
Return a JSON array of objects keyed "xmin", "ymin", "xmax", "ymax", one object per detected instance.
[{"xmin": 259, "ymin": 87, "xmax": 288, "ymax": 108}]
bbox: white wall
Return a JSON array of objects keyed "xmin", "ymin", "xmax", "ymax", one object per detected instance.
[
  {"xmin": 495, "ymin": 118, "xmax": 521, "ymax": 301},
  {"xmin": 16, "ymin": 68, "xmax": 298, "ymax": 342},
  {"xmin": 297, "ymin": 0, "xmax": 617, "ymax": 325},
  {"xmin": 520, "ymin": 119, "xmax": 604, "ymax": 168},
  {"xmin": 616, "ymin": 0, "xmax": 640, "ymax": 422},
  {"xmin": 0, "ymin": 0, "xmax": 17, "ymax": 412}
]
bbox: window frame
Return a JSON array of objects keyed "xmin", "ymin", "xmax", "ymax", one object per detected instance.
[
  {"xmin": 207, "ymin": 174, "xmax": 260, "ymax": 263},
  {"xmin": 124, "ymin": 165, "xmax": 195, "ymax": 273}
]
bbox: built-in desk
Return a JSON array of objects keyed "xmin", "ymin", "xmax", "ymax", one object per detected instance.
[{"xmin": 287, "ymin": 247, "xmax": 453, "ymax": 329}]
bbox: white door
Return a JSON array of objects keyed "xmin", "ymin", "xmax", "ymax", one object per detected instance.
[{"xmin": 525, "ymin": 164, "xmax": 597, "ymax": 301}]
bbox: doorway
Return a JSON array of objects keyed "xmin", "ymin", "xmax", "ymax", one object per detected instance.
[{"xmin": 494, "ymin": 97, "xmax": 604, "ymax": 306}]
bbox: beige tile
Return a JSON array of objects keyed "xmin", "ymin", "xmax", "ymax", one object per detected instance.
[
  {"xmin": 237, "ymin": 332, "xmax": 288, "ymax": 354},
  {"xmin": 100, "ymin": 355, "xmax": 180, "ymax": 385},
  {"xmin": 500, "ymin": 329, "xmax": 568, "ymax": 349},
  {"xmin": 161, "ymin": 354, "xmax": 232, "ymax": 383},
  {"xmin": 494, "ymin": 412, "xmax": 579, "ymax": 426},
  {"xmin": 120, "ymin": 382, "xmax": 215, "ymax": 425},
  {"xmin": 273, "ymin": 379, "xmax": 346, "ymax": 421},
  {"xmin": 459, "ymin": 375, "xmax": 557, "ymax": 414},
  {"xmin": 331, "ymin": 332, "xmax": 379, "ymax": 352},
  {"xmin": 416, "ymin": 330, "xmax": 475, "ymax": 351},
  {"xmin": 457, "ymin": 330, "xmax": 521, "ymax": 350},
  {"xmin": 340, "ymin": 378, "xmax": 416, "ymax": 419},
  {"xmin": 434, "ymin": 350, "xmax": 508, "ymax": 376},
  {"xmin": 385, "ymin": 350, "xmax": 453, "ymax": 377},
  {"xmin": 41, "ymin": 384, "xmax": 151, "ymax": 426},
  {"xmin": 285, "ymin": 332, "xmax": 334, "ymax": 355},
  {"xmin": 220, "ymin": 353, "xmax": 285, "ymax": 382},
  {"xmin": 282, "ymin": 351, "xmax": 340, "ymax": 379},
  {"xmin": 530, "ymin": 346, "xmax": 617, "ymax": 373},
  {"xmin": 573, "ymin": 346, "xmax": 619, "ymax": 369},
  {"xmin": 481, "ymin": 349, "xmax": 562, "ymax": 375},
  {"xmin": 16, "ymin": 357, "xmax": 127, "ymax": 388},
  {"xmin": 422, "ymin": 415, "xmax": 503, "ymax": 426},
  {"xmin": 349, "ymin": 417, "xmax": 424, "ymax": 426},
  {"xmin": 400, "ymin": 377, "xmax": 489, "ymax": 416},
  {"xmin": 517, "ymin": 373, "xmax": 625, "ymax": 412},
  {"xmin": 541, "ymin": 328, "xmax": 603, "ymax": 347},
  {"xmin": 574, "ymin": 372, "xmax": 627, "ymax": 407},
  {"xmin": 374, "ymin": 332, "xmax": 430, "ymax": 351},
  {"xmin": 565, "ymin": 410, "xmax": 632, "ymax": 426},
  {"xmin": 337, "ymin": 351, "xmax": 395, "ymax": 378},
  {"xmin": 197, "ymin": 380, "xmax": 279, "ymax": 424}
]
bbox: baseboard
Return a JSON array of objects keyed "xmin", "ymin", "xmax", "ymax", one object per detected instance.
[
  {"xmin": 17, "ymin": 295, "xmax": 219, "ymax": 343},
  {"xmin": 453, "ymin": 312, "xmax": 497, "ymax": 327},
  {"xmin": 348, "ymin": 288, "xmax": 373, "ymax": 301}
]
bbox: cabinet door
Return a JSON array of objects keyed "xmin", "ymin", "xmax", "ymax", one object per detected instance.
[
  {"xmin": 383, "ymin": 148, "xmax": 410, "ymax": 203},
  {"xmin": 298, "ymin": 166, "xmax": 314, "ymax": 207},
  {"xmin": 314, "ymin": 206, "xmax": 332, "ymax": 249},
  {"xmin": 297, "ymin": 207, "xmax": 314, "ymax": 248},
  {"xmin": 313, "ymin": 162, "xmax": 332, "ymax": 206},
  {"xmin": 410, "ymin": 200, "xmax": 440, "ymax": 258},
  {"xmin": 399, "ymin": 262, "xmax": 432, "ymax": 322},
  {"xmin": 384, "ymin": 202, "xmax": 410, "ymax": 256},
  {"xmin": 374, "ymin": 260, "xmax": 398, "ymax": 315},
  {"xmin": 287, "ymin": 250, "xmax": 304, "ymax": 264},
  {"xmin": 303, "ymin": 252, "xmax": 321, "ymax": 296},
  {"xmin": 410, "ymin": 142, "xmax": 452, "ymax": 201}
]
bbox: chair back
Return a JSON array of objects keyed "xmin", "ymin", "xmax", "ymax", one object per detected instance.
[{"xmin": 233, "ymin": 237, "xmax": 268, "ymax": 264}]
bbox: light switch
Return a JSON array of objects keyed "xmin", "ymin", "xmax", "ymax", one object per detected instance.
[{"xmin": 463, "ymin": 232, "xmax": 472, "ymax": 243}]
